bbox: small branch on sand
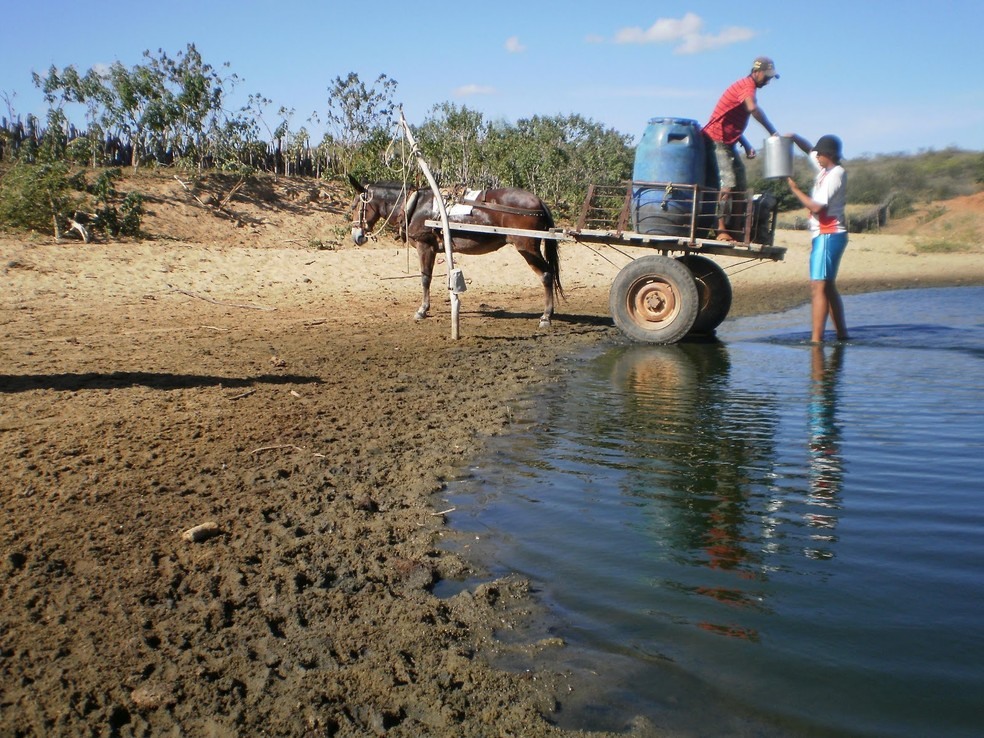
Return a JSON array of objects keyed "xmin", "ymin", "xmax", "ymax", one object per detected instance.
[
  {"xmin": 217, "ymin": 175, "xmax": 247, "ymax": 210},
  {"xmin": 431, "ymin": 507, "xmax": 456, "ymax": 516},
  {"xmin": 227, "ymin": 388, "xmax": 256, "ymax": 401},
  {"xmin": 172, "ymin": 176, "xmax": 210, "ymax": 209},
  {"xmin": 250, "ymin": 444, "xmax": 306, "ymax": 455},
  {"xmin": 168, "ymin": 287, "xmax": 276, "ymax": 311}
]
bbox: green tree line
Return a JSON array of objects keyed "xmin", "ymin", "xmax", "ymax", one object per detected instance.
[
  {"xmin": 0, "ymin": 43, "xmax": 634, "ymax": 234},
  {"xmin": 1, "ymin": 42, "xmax": 982, "ymax": 238}
]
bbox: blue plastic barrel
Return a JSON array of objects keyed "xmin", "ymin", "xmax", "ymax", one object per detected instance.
[{"xmin": 632, "ymin": 118, "xmax": 712, "ymax": 236}]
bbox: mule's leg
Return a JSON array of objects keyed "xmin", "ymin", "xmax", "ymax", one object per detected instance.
[
  {"xmin": 515, "ymin": 238, "xmax": 555, "ymax": 327},
  {"xmin": 416, "ymin": 244, "xmax": 437, "ymax": 320}
]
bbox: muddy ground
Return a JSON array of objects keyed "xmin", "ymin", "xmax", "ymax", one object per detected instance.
[{"xmin": 2, "ymin": 173, "xmax": 982, "ymax": 737}]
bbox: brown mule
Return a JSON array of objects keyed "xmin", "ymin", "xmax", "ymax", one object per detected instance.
[{"xmin": 349, "ymin": 177, "xmax": 563, "ymax": 327}]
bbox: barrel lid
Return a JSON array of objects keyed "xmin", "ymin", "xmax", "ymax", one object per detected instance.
[{"xmin": 646, "ymin": 117, "xmax": 700, "ymax": 127}]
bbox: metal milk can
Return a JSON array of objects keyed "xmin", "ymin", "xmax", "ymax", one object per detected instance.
[{"xmin": 762, "ymin": 134, "xmax": 794, "ymax": 178}]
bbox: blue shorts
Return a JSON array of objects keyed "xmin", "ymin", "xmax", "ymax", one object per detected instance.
[{"xmin": 810, "ymin": 232, "xmax": 848, "ymax": 281}]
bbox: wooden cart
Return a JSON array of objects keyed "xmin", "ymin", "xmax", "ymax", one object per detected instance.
[{"xmin": 427, "ymin": 181, "xmax": 786, "ymax": 344}]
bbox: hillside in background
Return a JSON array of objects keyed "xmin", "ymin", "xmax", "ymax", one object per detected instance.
[
  {"xmin": 81, "ymin": 169, "xmax": 984, "ymax": 252},
  {"xmin": 1, "ymin": 162, "xmax": 981, "ymax": 255},
  {"xmin": 879, "ymin": 190, "xmax": 984, "ymax": 252}
]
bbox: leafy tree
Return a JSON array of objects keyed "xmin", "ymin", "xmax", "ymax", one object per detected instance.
[
  {"xmin": 99, "ymin": 57, "xmax": 168, "ymax": 169},
  {"xmin": 479, "ymin": 114, "xmax": 632, "ymax": 217},
  {"xmin": 321, "ymin": 72, "xmax": 398, "ymax": 179},
  {"xmin": 144, "ymin": 44, "xmax": 237, "ymax": 168},
  {"xmin": 34, "ymin": 44, "xmax": 239, "ymax": 170},
  {"xmin": 33, "ymin": 64, "xmax": 107, "ymax": 165},
  {"xmin": 213, "ymin": 114, "xmax": 266, "ymax": 172},
  {"xmin": 0, "ymin": 109, "xmax": 86, "ymax": 237},
  {"xmin": 845, "ymin": 166, "xmax": 894, "ymax": 205},
  {"xmin": 415, "ymin": 103, "xmax": 489, "ymax": 186}
]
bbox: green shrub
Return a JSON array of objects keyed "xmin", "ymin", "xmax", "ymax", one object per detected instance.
[
  {"xmin": 0, "ymin": 159, "xmax": 83, "ymax": 236},
  {"xmin": 89, "ymin": 168, "xmax": 144, "ymax": 237}
]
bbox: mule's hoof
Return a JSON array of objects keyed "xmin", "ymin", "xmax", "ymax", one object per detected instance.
[
  {"xmin": 415, "ymin": 310, "xmax": 429, "ymax": 321},
  {"xmin": 538, "ymin": 318, "xmax": 552, "ymax": 329}
]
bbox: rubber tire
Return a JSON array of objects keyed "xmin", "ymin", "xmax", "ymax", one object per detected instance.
[
  {"xmin": 609, "ymin": 255, "xmax": 699, "ymax": 344},
  {"xmin": 676, "ymin": 254, "xmax": 733, "ymax": 335}
]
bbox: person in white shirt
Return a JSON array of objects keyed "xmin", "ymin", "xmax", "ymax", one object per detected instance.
[{"xmin": 786, "ymin": 134, "xmax": 849, "ymax": 343}]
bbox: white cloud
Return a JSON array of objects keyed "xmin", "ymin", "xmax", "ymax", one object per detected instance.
[
  {"xmin": 454, "ymin": 84, "xmax": 496, "ymax": 97},
  {"xmin": 613, "ymin": 13, "xmax": 755, "ymax": 55},
  {"xmin": 676, "ymin": 26, "xmax": 755, "ymax": 54},
  {"xmin": 505, "ymin": 36, "xmax": 526, "ymax": 53},
  {"xmin": 615, "ymin": 12, "xmax": 703, "ymax": 44}
]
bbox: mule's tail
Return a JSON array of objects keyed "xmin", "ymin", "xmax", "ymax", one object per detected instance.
[{"xmin": 541, "ymin": 203, "xmax": 564, "ymax": 300}]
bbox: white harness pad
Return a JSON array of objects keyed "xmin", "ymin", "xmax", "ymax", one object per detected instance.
[{"xmin": 447, "ymin": 189, "xmax": 483, "ymax": 217}]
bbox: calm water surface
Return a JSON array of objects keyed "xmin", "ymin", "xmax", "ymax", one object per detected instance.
[{"xmin": 440, "ymin": 287, "xmax": 984, "ymax": 737}]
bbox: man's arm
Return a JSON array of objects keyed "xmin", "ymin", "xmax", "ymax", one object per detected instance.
[
  {"xmin": 739, "ymin": 135, "xmax": 757, "ymax": 159},
  {"xmin": 744, "ymin": 96, "xmax": 777, "ymax": 136}
]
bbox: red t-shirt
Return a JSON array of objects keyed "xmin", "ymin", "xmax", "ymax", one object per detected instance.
[{"xmin": 703, "ymin": 76, "xmax": 756, "ymax": 145}]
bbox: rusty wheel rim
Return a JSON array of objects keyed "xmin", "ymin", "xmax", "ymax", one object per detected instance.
[{"xmin": 627, "ymin": 277, "xmax": 680, "ymax": 328}]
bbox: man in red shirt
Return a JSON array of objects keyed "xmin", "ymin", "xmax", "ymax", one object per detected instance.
[{"xmin": 703, "ymin": 57, "xmax": 780, "ymax": 241}]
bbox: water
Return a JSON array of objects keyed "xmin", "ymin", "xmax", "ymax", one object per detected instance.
[{"xmin": 439, "ymin": 287, "xmax": 984, "ymax": 737}]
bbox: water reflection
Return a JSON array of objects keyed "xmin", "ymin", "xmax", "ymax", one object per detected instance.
[
  {"xmin": 603, "ymin": 342, "xmax": 780, "ymax": 641},
  {"xmin": 443, "ymin": 289, "xmax": 984, "ymax": 736},
  {"xmin": 805, "ymin": 343, "xmax": 845, "ymax": 560}
]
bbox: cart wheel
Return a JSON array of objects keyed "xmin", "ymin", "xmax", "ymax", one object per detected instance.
[
  {"xmin": 609, "ymin": 255, "xmax": 698, "ymax": 344},
  {"xmin": 676, "ymin": 255, "xmax": 733, "ymax": 335}
]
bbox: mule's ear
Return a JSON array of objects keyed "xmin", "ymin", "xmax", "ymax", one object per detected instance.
[{"xmin": 347, "ymin": 173, "xmax": 366, "ymax": 194}]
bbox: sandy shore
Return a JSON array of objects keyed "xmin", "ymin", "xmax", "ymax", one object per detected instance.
[{"xmin": 1, "ymin": 226, "xmax": 982, "ymax": 737}]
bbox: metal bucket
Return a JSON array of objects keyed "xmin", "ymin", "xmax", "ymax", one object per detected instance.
[{"xmin": 762, "ymin": 135, "xmax": 794, "ymax": 178}]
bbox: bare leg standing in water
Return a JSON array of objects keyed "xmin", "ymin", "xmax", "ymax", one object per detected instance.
[
  {"xmin": 812, "ymin": 279, "xmax": 849, "ymax": 343},
  {"xmin": 786, "ymin": 133, "xmax": 850, "ymax": 343}
]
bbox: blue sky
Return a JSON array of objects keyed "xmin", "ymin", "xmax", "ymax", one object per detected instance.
[{"xmin": 2, "ymin": 0, "xmax": 981, "ymax": 157}]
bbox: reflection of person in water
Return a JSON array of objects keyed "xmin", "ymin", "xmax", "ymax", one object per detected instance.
[
  {"xmin": 805, "ymin": 343, "xmax": 845, "ymax": 559},
  {"xmin": 612, "ymin": 343, "xmax": 777, "ymax": 640}
]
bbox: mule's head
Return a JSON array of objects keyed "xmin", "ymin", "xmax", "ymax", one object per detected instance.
[{"xmin": 349, "ymin": 175, "xmax": 403, "ymax": 246}]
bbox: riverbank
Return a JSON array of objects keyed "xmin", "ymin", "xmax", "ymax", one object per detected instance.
[{"xmin": 2, "ymin": 207, "xmax": 982, "ymax": 736}]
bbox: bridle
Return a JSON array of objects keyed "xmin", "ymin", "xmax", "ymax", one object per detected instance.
[
  {"xmin": 351, "ymin": 186, "xmax": 409, "ymax": 240},
  {"xmin": 351, "ymin": 190, "xmax": 372, "ymax": 234}
]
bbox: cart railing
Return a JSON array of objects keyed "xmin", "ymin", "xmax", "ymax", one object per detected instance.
[
  {"xmin": 574, "ymin": 181, "xmax": 778, "ymax": 250},
  {"xmin": 422, "ymin": 182, "xmax": 786, "ymax": 261}
]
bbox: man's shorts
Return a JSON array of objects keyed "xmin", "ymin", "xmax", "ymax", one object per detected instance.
[
  {"xmin": 710, "ymin": 141, "xmax": 747, "ymax": 191},
  {"xmin": 810, "ymin": 232, "xmax": 848, "ymax": 281}
]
